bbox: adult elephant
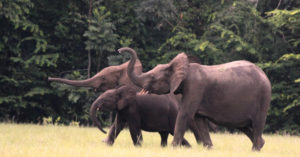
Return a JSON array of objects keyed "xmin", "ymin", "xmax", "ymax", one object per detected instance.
[
  {"xmin": 90, "ymin": 85, "xmax": 192, "ymax": 147},
  {"xmin": 48, "ymin": 58, "xmax": 209, "ymax": 147},
  {"xmin": 118, "ymin": 47, "xmax": 271, "ymax": 151}
]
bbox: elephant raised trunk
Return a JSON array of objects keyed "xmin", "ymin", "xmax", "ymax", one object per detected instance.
[
  {"xmin": 118, "ymin": 47, "xmax": 145, "ymax": 89},
  {"xmin": 90, "ymin": 98, "xmax": 107, "ymax": 134},
  {"xmin": 48, "ymin": 77, "xmax": 99, "ymax": 89}
]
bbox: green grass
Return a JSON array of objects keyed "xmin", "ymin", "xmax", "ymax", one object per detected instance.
[{"xmin": 0, "ymin": 123, "xmax": 299, "ymax": 157}]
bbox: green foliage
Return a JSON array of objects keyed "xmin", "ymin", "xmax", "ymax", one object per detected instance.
[
  {"xmin": 0, "ymin": 0, "xmax": 299, "ymax": 134},
  {"xmin": 83, "ymin": 5, "xmax": 119, "ymax": 70}
]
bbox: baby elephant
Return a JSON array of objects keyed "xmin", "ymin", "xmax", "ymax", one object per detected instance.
[{"xmin": 90, "ymin": 85, "xmax": 191, "ymax": 147}]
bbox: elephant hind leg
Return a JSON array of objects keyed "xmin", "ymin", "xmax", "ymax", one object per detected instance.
[
  {"xmin": 239, "ymin": 122, "xmax": 264, "ymax": 151},
  {"xmin": 239, "ymin": 126, "xmax": 254, "ymax": 143},
  {"xmin": 181, "ymin": 138, "xmax": 191, "ymax": 148},
  {"xmin": 251, "ymin": 111, "xmax": 268, "ymax": 151},
  {"xmin": 193, "ymin": 117, "xmax": 213, "ymax": 148},
  {"xmin": 252, "ymin": 126, "xmax": 265, "ymax": 151},
  {"xmin": 252, "ymin": 119, "xmax": 266, "ymax": 151},
  {"xmin": 159, "ymin": 132, "xmax": 169, "ymax": 147},
  {"xmin": 252, "ymin": 95, "xmax": 269, "ymax": 151}
]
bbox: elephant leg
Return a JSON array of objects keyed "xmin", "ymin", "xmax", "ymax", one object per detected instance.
[
  {"xmin": 207, "ymin": 120, "xmax": 218, "ymax": 133},
  {"xmin": 159, "ymin": 132, "xmax": 169, "ymax": 147},
  {"xmin": 172, "ymin": 90, "xmax": 204, "ymax": 147},
  {"xmin": 137, "ymin": 130, "xmax": 143, "ymax": 143},
  {"xmin": 181, "ymin": 137, "xmax": 191, "ymax": 148},
  {"xmin": 171, "ymin": 110, "xmax": 192, "ymax": 147},
  {"xmin": 194, "ymin": 117, "xmax": 213, "ymax": 148},
  {"xmin": 102, "ymin": 113, "xmax": 125, "ymax": 145},
  {"xmin": 170, "ymin": 132, "xmax": 191, "ymax": 148},
  {"xmin": 252, "ymin": 115, "xmax": 266, "ymax": 151},
  {"xmin": 128, "ymin": 123, "xmax": 142, "ymax": 146},
  {"xmin": 189, "ymin": 119, "xmax": 202, "ymax": 144},
  {"xmin": 240, "ymin": 126, "xmax": 254, "ymax": 143}
]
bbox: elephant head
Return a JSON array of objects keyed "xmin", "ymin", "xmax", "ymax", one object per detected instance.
[
  {"xmin": 118, "ymin": 47, "xmax": 189, "ymax": 95},
  {"xmin": 90, "ymin": 85, "xmax": 136, "ymax": 133},
  {"xmin": 48, "ymin": 60, "xmax": 142, "ymax": 92}
]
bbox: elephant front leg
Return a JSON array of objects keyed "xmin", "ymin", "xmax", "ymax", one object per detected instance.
[
  {"xmin": 194, "ymin": 117, "xmax": 213, "ymax": 148},
  {"xmin": 172, "ymin": 93, "xmax": 203, "ymax": 147},
  {"xmin": 128, "ymin": 126, "xmax": 142, "ymax": 146},
  {"xmin": 171, "ymin": 111, "xmax": 190, "ymax": 147},
  {"xmin": 102, "ymin": 114, "xmax": 125, "ymax": 145},
  {"xmin": 189, "ymin": 119, "xmax": 202, "ymax": 144},
  {"xmin": 159, "ymin": 132, "xmax": 169, "ymax": 147},
  {"xmin": 128, "ymin": 119, "xmax": 142, "ymax": 146}
]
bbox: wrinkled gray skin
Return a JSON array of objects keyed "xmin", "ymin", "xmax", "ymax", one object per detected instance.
[
  {"xmin": 90, "ymin": 85, "xmax": 193, "ymax": 147},
  {"xmin": 119, "ymin": 47, "xmax": 271, "ymax": 151},
  {"xmin": 48, "ymin": 59, "xmax": 210, "ymax": 147}
]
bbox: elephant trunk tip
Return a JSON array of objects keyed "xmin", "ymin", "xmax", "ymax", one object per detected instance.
[
  {"xmin": 100, "ymin": 128, "xmax": 107, "ymax": 134},
  {"xmin": 118, "ymin": 47, "xmax": 135, "ymax": 54}
]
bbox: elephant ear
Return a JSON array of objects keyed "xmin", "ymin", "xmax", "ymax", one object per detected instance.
[
  {"xmin": 169, "ymin": 53, "xmax": 189, "ymax": 94},
  {"xmin": 116, "ymin": 86, "xmax": 136, "ymax": 110}
]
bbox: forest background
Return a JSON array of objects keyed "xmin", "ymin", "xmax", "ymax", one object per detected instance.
[{"xmin": 0, "ymin": 0, "xmax": 299, "ymax": 135}]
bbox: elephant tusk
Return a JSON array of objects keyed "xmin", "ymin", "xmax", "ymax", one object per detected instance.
[
  {"xmin": 138, "ymin": 89, "xmax": 144, "ymax": 95},
  {"xmin": 138, "ymin": 89, "xmax": 149, "ymax": 95}
]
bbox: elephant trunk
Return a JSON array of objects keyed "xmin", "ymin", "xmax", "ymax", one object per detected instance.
[
  {"xmin": 118, "ymin": 47, "xmax": 145, "ymax": 88},
  {"xmin": 90, "ymin": 98, "xmax": 107, "ymax": 134},
  {"xmin": 48, "ymin": 77, "xmax": 98, "ymax": 88}
]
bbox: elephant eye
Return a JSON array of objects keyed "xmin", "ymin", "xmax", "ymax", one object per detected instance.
[{"xmin": 101, "ymin": 76, "xmax": 106, "ymax": 80}]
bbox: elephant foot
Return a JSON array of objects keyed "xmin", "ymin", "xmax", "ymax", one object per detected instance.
[
  {"xmin": 182, "ymin": 143, "xmax": 191, "ymax": 148},
  {"xmin": 172, "ymin": 139, "xmax": 191, "ymax": 148},
  {"xmin": 252, "ymin": 138, "xmax": 265, "ymax": 151},
  {"xmin": 134, "ymin": 142, "xmax": 142, "ymax": 147},
  {"xmin": 160, "ymin": 142, "xmax": 167, "ymax": 147},
  {"xmin": 102, "ymin": 138, "xmax": 114, "ymax": 146},
  {"xmin": 171, "ymin": 141, "xmax": 180, "ymax": 147},
  {"xmin": 204, "ymin": 143, "xmax": 213, "ymax": 149}
]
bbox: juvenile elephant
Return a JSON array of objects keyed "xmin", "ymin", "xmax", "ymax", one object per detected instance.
[
  {"xmin": 90, "ymin": 85, "xmax": 194, "ymax": 147},
  {"xmin": 119, "ymin": 47, "xmax": 271, "ymax": 151},
  {"xmin": 48, "ymin": 60, "xmax": 144, "ymax": 140}
]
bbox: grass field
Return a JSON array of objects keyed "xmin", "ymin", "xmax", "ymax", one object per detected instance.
[{"xmin": 0, "ymin": 123, "xmax": 299, "ymax": 157}]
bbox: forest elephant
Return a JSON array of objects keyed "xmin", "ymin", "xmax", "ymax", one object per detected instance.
[
  {"xmin": 48, "ymin": 60, "xmax": 144, "ymax": 142},
  {"xmin": 118, "ymin": 47, "xmax": 271, "ymax": 151},
  {"xmin": 90, "ymin": 85, "xmax": 194, "ymax": 147},
  {"xmin": 48, "ymin": 58, "xmax": 210, "ymax": 147}
]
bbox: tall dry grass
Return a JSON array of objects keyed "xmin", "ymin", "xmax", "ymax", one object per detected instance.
[{"xmin": 0, "ymin": 123, "xmax": 299, "ymax": 157}]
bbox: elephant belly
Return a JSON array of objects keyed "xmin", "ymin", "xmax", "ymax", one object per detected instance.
[
  {"xmin": 197, "ymin": 66, "xmax": 265, "ymax": 127},
  {"xmin": 199, "ymin": 90, "xmax": 258, "ymax": 127},
  {"xmin": 137, "ymin": 95, "xmax": 176, "ymax": 132},
  {"xmin": 140, "ymin": 117, "xmax": 171, "ymax": 132},
  {"xmin": 198, "ymin": 99, "xmax": 255, "ymax": 127}
]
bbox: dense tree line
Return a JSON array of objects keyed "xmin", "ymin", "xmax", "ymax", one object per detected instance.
[{"xmin": 0, "ymin": 0, "xmax": 299, "ymax": 134}]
